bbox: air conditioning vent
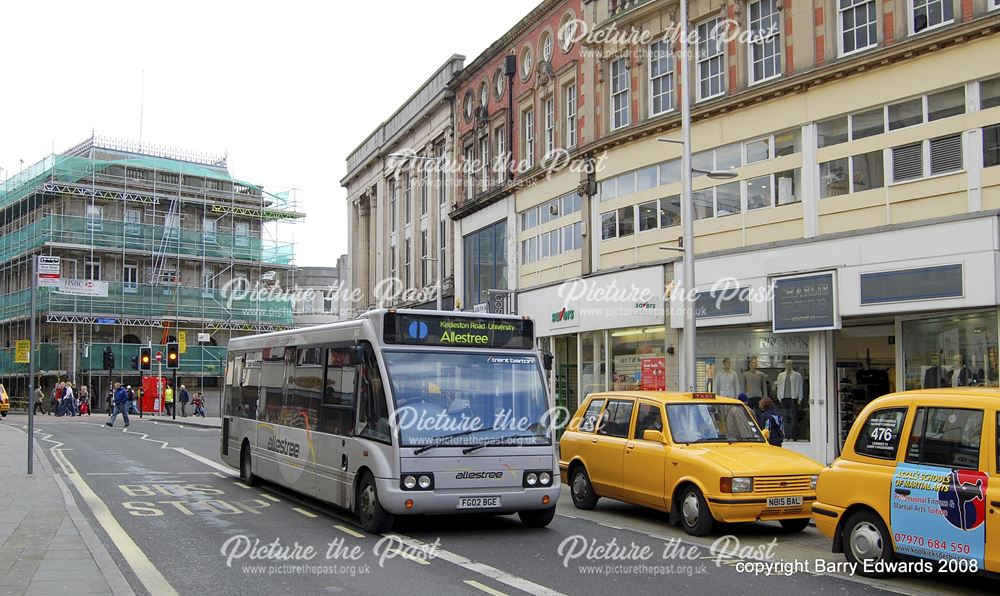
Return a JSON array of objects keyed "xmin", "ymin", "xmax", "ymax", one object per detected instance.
[
  {"xmin": 892, "ymin": 143, "xmax": 923, "ymax": 182},
  {"xmin": 929, "ymin": 134, "xmax": 963, "ymax": 175}
]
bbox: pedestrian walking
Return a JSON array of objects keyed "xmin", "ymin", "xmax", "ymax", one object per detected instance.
[
  {"xmin": 127, "ymin": 385, "xmax": 139, "ymax": 415},
  {"xmin": 54, "ymin": 382, "xmax": 66, "ymax": 416},
  {"xmin": 62, "ymin": 382, "xmax": 77, "ymax": 417},
  {"xmin": 105, "ymin": 382, "xmax": 130, "ymax": 428},
  {"xmin": 179, "ymin": 384, "xmax": 190, "ymax": 417},
  {"xmin": 79, "ymin": 385, "xmax": 91, "ymax": 415},
  {"xmin": 49, "ymin": 384, "xmax": 59, "ymax": 415},
  {"xmin": 192, "ymin": 393, "xmax": 205, "ymax": 417},
  {"xmin": 33, "ymin": 385, "xmax": 46, "ymax": 415},
  {"xmin": 756, "ymin": 397, "xmax": 785, "ymax": 447},
  {"xmin": 164, "ymin": 384, "xmax": 174, "ymax": 416}
]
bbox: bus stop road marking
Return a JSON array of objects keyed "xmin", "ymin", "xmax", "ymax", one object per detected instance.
[
  {"xmin": 464, "ymin": 580, "xmax": 509, "ymax": 596},
  {"xmin": 234, "ymin": 481, "xmax": 251, "ymax": 489},
  {"xmin": 260, "ymin": 493, "xmax": 281, "ymax": 503},
  {"xmin": 334, "ymin": 524, "xmax": 364, "ymax": 538},
  {"xmin": 387, "ymin": 548, "xmax": 430, "ymax": 565},
  {"xmin": 292, "ymin": 507, "xmax": 318, "ymax": 518},
  {"xmin": 385, "ymin": 534, "xmax": 565, "ymax": 596}
]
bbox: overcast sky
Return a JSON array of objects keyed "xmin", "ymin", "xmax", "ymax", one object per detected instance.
[{"xmin": 0, "ymin": 0, "xmax": 538, "ymax": 267}]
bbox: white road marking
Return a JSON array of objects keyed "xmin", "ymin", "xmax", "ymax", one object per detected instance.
[
  {"xmin": 260, "ymin": 493, "xmax": 281, "ymax": 503},
  {"xmin": 172, "ymin": 447, "xmax": 237, "ymax": 477},
  {"xmin": 49, "ymin": 446, "xmax": 177, "ymax": 596},
  {"xmin": 384, "ymin": 534, "xmax": 565, "ymax": 596},
  {"xmin": 233, "ymin": 481, "xmax": 251, "ymax": 490},
  {"xmin": 333, "ymin": 524, "xmax": 364, "ymax": 538},
  {"xmin": 464, "ymin": 580, "xmax": 508, "ymax": 596},
  {"xmin": 597, "ymin": 522, "xmax": 622, "ymax": 530},
  {"xmin": 387, "ymin": 548, "xmax": 431, "ymax": 565},
  {"xmin": 292, "ymin": 507, "xmax": 318, "ymax": 518}
]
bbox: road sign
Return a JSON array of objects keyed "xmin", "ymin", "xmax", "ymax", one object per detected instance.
[
  {"xmin": 197, "ymin": 332, "xmax": 210, "ymax": 343},
  {"xmin": 96, "ymin": 317, "xmax": 117, "ymax": 325},
  {"xmin": 178, "ymin": 331, "xmax": 187, "ymax": 354},
  {"xmin": 14, "ymin": 340, "xmax": 30, "ymax": 364},
  {"xmin": 37, "ymin": 256, "xmax": 61, "ymax": 288},
  {"xmin": 155, "ymin": 351, "xmax": 163, "ymax": 363}
]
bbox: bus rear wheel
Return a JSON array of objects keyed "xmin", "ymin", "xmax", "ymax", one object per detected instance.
[
  {"xmin": 357, "ymin": 472, "xmax": 394, "ymax": 534},
  {"xmin": 240, "ymin": 444, "xmax": 257, "ymax": 486},
  {"xmin": 517, "ymin": 506, "xmax": 555, "ymax": 528}
]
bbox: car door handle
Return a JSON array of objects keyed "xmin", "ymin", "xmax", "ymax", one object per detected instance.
[
  {"xmin": 591, "ymin": 438, "xmax": 598, "ymax": 444},
  {"xmin": 894, "ymin": 488, "xmax": 911, "ymax": 496},
  {"xmin": 625, "ymin": 442, "xmax": 635, "ymax": 449},
  {"xmin": 992, "ymin": 501, "xmax": 1000, "ymax": 508}
]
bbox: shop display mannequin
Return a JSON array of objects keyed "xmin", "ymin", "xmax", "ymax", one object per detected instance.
[
  {"xmin": 714, "ymin": 358, "xmax": 740, "ymax": 398},
  {"xmin": 922, "ymin": 353, "xmax": 948, "ymax": 389},
  {"xmin": 776, "ymin": 359, "xmax": 803, "ymax": 403},
  {"xmin": 950, "ymin": 354, "xmax": 972, "ymax": 387},
  {"xmin": 742, "ymin": 356, "xmax": 768, "ymax": 410}
]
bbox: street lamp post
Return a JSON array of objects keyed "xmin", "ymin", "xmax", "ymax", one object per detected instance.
[
  {"xmin": 389, "ymin": 152, "xmax": 447, "ymax": 312},
  {"xmin": 656, "ymin": 1, "xmax": 738, "ymax": 389}
]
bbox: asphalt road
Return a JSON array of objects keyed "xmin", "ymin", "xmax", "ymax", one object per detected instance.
[{"xmin": 19, "ymin": 415, "xmax": 996, "ymax": 596}]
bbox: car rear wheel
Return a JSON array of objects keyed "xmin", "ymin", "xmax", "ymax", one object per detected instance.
[
  {"xmin": 779, "ymin": 518, "xmax": 810, "ymax": 532},
  {"xmin": 518, "ymin": 506, "xmax": 556, "ymax": 528},
  {"xmin": 569, "ymin": 466, "xmax": 599, "ymax": 510},
  {"xmin": 679, "ymin": 486, "xmax": 714, "ymax": 536},
  {"xmin": 842, "ymin": 510, "xmax": 894, "ymax": 577}
]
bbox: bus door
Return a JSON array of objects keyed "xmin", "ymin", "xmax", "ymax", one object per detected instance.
[
  {"xmin": 314, "ymin": 345, "xmax": 358, "ymax": 506},
  {"xmin": 343, "ymin": 343, "xmax": 392, "ymax": 510}
]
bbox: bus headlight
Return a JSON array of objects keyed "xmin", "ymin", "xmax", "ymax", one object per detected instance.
[
  {"xmin": 418, "ymin": 475, "xmax": 433, "ymax": 490},
  {"xmin": 539, "ymin": 472, "xmax": 552, "ymax": 486},
  {"xmin": 403, "ymin": 475, "xmax": 417, "ymax": 490},
  {"xmin": 523, "ymin": 470, "xmax": 553, "ymax": 488},
  {"xmin": 401, "ymin": 473, "xmax": 434, "ymax": 491},
  {"xmin": 526, "ymin": 472, "xmax": 538, "ymax": 486}
]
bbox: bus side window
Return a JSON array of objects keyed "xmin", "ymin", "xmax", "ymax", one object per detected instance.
[
  {"xmin": 356, "ymin": 344, "xmax": 390, "ymax": 443},
  {"xmin": 320, "ymin": 348, "xmax": 356, "ymax": 435}
]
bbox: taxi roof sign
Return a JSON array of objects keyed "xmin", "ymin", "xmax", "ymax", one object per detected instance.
[{"xmin": 690, "ymin": 392, "xmax": 717, "ymax": 400}]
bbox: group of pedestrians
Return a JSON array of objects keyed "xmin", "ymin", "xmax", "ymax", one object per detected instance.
[{"xmin": 32, "ymin": 381, "xmax": 91, "ymax": 416}]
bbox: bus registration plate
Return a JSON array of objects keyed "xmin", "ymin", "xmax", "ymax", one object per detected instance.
[{"xmin": 457, "ymin": 496, "xmax": 501, "ymax": 509}]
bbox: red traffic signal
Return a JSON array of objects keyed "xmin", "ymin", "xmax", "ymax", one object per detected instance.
[{"xmin": 166, "ymin": 342, "xmax": 180, "ymax": 369}]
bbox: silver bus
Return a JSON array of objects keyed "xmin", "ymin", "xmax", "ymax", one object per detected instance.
[{"xmin": 220, "ymin": 309, "xmax": 560, "ymax": 532}]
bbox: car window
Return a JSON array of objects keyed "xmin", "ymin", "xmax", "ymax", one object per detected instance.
[
  {"xmin": 997, "ymin": 412, "xmax": 1000, "ymax": 473},
  {"xmin": 633, "ymin": 402, "xmax": 663, "ymax": 440},
  {"xmin": 854, "ymin": 407, "xmax": 908, "ymax": 460},
  {"xmin": 905, "ymin": 407, "xmax": 983, "ymax": 470},
  {"xmin": 578, "ymin": 398, "xmax": 605, "ymax": 433},
  {"xmin": 597, "ymin": 399, "xmax": 635, "ymax": 438}
]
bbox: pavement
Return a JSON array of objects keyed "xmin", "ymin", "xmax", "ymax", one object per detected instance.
[{"xmin": 0, "ymin": 420, "xmax": 133, "ymax": 596}]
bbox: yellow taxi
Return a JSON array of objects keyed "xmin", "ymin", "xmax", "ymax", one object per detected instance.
[
  {"xmin": 0, "ymin": 383, "xmax": 10, "ymax": 417},
  {"xmin": 559, "ymin": 391, "xmax": 823, "ymax": 536},
  {"xmin": 814, "ymin": 388, "xmax": 1000, "ymax": 576}
]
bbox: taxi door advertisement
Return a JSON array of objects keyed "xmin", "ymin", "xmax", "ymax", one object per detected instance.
[{"xmin": 890, "ymin": 463, "xmax": 988, "ymax": 566}]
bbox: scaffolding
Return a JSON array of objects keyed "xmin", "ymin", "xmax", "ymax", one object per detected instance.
[{"xmin": 0, "ymin": 134, "xmax": 304, "ymax": 397}]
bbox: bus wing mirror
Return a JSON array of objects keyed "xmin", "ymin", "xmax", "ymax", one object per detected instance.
[
  {"xmin": 352, "ymin": 345, "xmax": 365, "ymax": 365},
  {"xmin": 541, "ymin": 349, "xmax": 553, "ymax": 371}
]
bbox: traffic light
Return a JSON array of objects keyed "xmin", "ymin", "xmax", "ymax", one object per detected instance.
[
  {"xmin": 139, "ymin": 347, "xmax": 152, "ymax": 371},
  {"xmin": 166, "ymin": 342, "xmax": 180, "ymax": 369},
  {"xmin": 103, "ymin": 346, "xmax": 115, "ymax": 370},
  {"xmin": 131, "ymin": 355, "xmax": 139, "ymax": 370}
]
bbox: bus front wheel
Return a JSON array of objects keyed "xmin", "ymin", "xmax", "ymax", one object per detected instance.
[
  {"xmin": 357, "ymin": 472, "xmax": 394, "ymax": 534},
  {"xmin": 517, "ymin": 506, "xmax": 556, "ymax": 528}
]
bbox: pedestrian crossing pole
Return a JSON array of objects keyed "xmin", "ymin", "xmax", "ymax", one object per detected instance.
[{"xmin": 27, "ymin": 257, "xmax": 37, "ymax": 475}]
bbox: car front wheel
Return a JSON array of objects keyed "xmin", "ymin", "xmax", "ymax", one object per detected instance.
[{"xmin": 678, "ymin": 486, "xmax": 714, "ymax": 536}]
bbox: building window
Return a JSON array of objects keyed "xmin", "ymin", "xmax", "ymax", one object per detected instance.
[
  {"xmin": 85, "ymin": 257, "xmax": 101, "ymax": 281},
  {"xmin": 86, "ymin": 204, "xmax": 103, "ymax": 232},
  {"xmin": 984, "ymin": 124, "xmax": 1000, "ymax": 168},
  {"xmin": 479, "ymin": 136, "xmax": 489, "ymax": 192},
  {"xmin": 748, "ymin": 0, "xmax": 781, "ymax": 83},
  {"xmin": 420, "ymin": 159, "xmax": 429, "ymax": 215},
  {"xmin": 232, "ymin": 272, "xmax": 248, "ymax": 293},
  {"xmin": 421, "ymin": 230, "xmax": 431, "ymax": 286},
  {"xmin": 202, "ymin": 217, "xmax": 216, "ymax": 242},
  {"xmin": 323, "ymin": 290, "xmax": 336, "ymax": 313},
  {"xmin": 202, "ymin": 266, "xmax": 215, "ymax": 291},
  {"xmin": 638, "ymin": 200, "xmax": 658, "ymax": 231},
  {"xmin": 839, "ymin": 0, "xmax": 877, "ymax": 55},
  {"xmin": 123, "ymin": 208, "xmax": 141, "ymax": 237},
  {"xmin": 404, "ymin": 241, "xmax": 412, "ymax": 288},
  {"xmin": 600, "ymin": 206, "xmax": 635, "ymax": 239},
  {"xmin": 982, "ymin": 76, "xmax": 1000, "ymax": 109},
  {"xmin": 495, "ymin": 126, "xmax": 506, "ymax": 183},
  {"xmin": 660, "ymin": 196, "xmax": 681, "ymax": 227},
  {"xmin": 389, "ymin": 245, "xmax": 397, "ymax": 281},
  {"xmin": 524, "ymin": 109, "xmax": 535, "ymax": 167},
  {"xmin": 403, "ymin": 173, "xmax": 412, "ymax": 223},
  {"xmin": 123, "ymin": 260, "xmax": 139, "ymax": 290},
  {"xmin": 818, "ymin": 116, "xmax": 849, "ymax": 147},
  {"xmin": 927, "ymin": 87, "xmax": 965, "ymax": 121},
  {"xmin": 464, "ymin": 144, "xmax": 475, "ymax": 199},
  {"xmin": 745, "ymin": 138, "xmax": 770, "ymax": 163},
  {"xmin": 542, "ymin": 32, "xmax": 553, "ymax": 62},
  {"xmin": 696, "ymin": 18, "xmax": 725, "ymax": 100},
  {"xmin": 565, "ymin": 82, "xmax": 578, "ymax": 148},
  {"xmin": 851, "ymin": 107, "xmax": 885, "ymax": 140},
  {"xmin": 234, "ymin": 221, "xmax": 249, "ymax": 247},
  {"xmin": 439, "ymin": 219, "xmax": 447, "ymax": 278},
  {"xmin": 389, "ymin": 178, "xmax": 397, "ymax": 232},
  {"xmin": 463, "ymin": 220, "xmax": 507, "ymax": 308},
  {"xmin": 436, "ymin": 144, "xmax": 447, "ymax": 206},
  {"xmin": 544, "ymin": 96, "xmax": 556, "ymax": 157},
  {"xmin": 904, "ymin": 311, "xmax": 999, "ymax": 390},
  {"xmin": 821, "ymin": 151, "xmax": 883, "ymax": 196},
  {"xmin": 610, "ymin": 57, "xmax": 630, "ymax": 130},
  {"xmin": 649, "ymin": 41, "xmax": 674, "ymax": 116},
  {"xmin": 910, "ymin": 0, "xmax": 953, "ymax": 34}
]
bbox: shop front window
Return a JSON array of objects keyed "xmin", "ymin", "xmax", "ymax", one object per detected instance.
[
  {"xmin": 554, "ymin": 335, "xmax": 579, "ymax": 418},
  {"xmin": 611, "ymin": 327, "xmax": 666, "ymax": 391},
  {"xmin": 581, "ymin": 331, "xmax": 607, "ymax": 398},
  {"xmin": 903, "ymin": 311, "xmax": 999, "ymax": 390},
  {"xmin": 697, "ymin": 328, "xmax": 811, "ymax": 441}
]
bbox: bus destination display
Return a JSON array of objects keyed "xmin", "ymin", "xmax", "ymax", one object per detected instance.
[{"xmin": 383, "ymin": 313, "xmax": 534, "ymax": 349}]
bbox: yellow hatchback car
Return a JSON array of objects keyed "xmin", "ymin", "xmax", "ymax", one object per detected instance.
[
  {"xmin": 0, "ymin": 383, "xmax": 10, "ymax": 417},
  {"xmin": 814, "ymin": 388, "xmax": 1000, "ymax": 576},
  {"xmin": 559, "ymin": 391, "xmax": 823, "ymax": 536}
]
